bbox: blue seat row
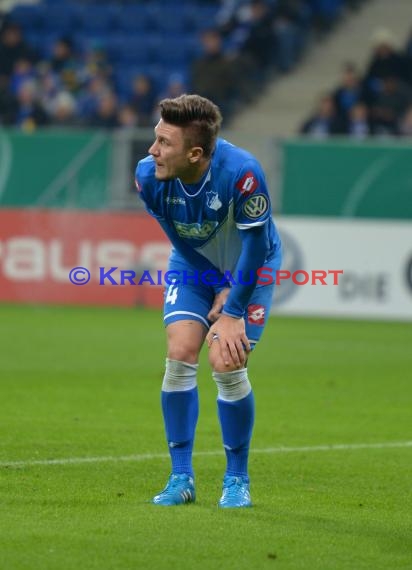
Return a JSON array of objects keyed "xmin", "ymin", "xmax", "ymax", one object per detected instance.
[
  {"xmin": 112, "ymin": 63, "xmax": 191, "ymax": 99},
  {"xmin": 9, "ymin": 2, "xmax": 219, "ymax": 35},
  {"xmin": 25, "ymin": 30, "xmax": 203, "ymax": 65}
]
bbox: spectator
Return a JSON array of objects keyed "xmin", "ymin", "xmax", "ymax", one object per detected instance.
[
  {"xmin": 345, "ymin": 102, "xmax": 371, "ymax": 138},
  {"xmin": 49, "ymin": 91, "xmax": 78, "ymax": 127},
  {"xmin": 364, "ymin": 28, "xmax": 406, "ymax": 104},
  {"xmin": 88, "ymin": 91, "xmax": 119, "ymax": 129},
  {"xmin": 160, "ymin": 73, "xmax": 187, "ymax": 100},
  {"xmin": 399, "ymin": 104, "xmax": 412, "ymax": 136},
  {"xmin": 50, "ymin": 37, "xmax": 81, "ymax": 93},
  {"xmin": 191, "ymin": 30, "xmax": 237, "ymax": 116},
  {"xmin": 403, "ymin": 28, "xmax": 412, "ymax": 86},
  {"xmin": 77, "ymin": 75, "xmax": 112, "ymax": 121},
  {"xmin": 241, "ymin": 0, "xmax": 276, "ymax": 70},
  {"xmin": 13, "ymin": 79, "xmax": 49, "ymax": 130},
  {"xmin": 37, "ymin": 63, "xmax": 61, "ymax": 116},
  {"xmin": 333, "ymin": 62, "xmax": 365, "ymax": 121},
  {"xmin": 0, "ymin": 74, "xmax": 17, "ymax": 125},
  {"xmin": 273, "ymin": 0, "xmax": 311, "ymax": 72},
  {"xmin": 9, "ymin": 56, "xmax": 36, "ymax": 96},
  {"xmin": 0, "ymin": 22, "xmax": 36, "ymax": 80},
  {"xmin": 300, "ymin": 93, "xmax": 345, "ymax": 137},
  {"xmin": 371, "ymin": 75, "xmax": 412, "ymax": 135},
  {"xmin": 130, "ymin": 74, "xmax": 157, "ymax": 127},
  {"xmin": 117, "ymin": 104, "xmax": 139, "ymax": 130}
]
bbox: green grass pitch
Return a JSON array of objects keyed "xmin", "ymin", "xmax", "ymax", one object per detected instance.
[{"xmin": 1, "ymin": 304, "xmax": 411, "ymax": 570}]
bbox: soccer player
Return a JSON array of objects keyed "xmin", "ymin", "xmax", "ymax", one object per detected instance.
[{"xmin": 135, "ymin": 94, "xmax": 282, "ymax": 508}]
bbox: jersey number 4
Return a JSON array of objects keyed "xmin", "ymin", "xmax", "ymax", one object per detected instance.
[{"xmin": 165, "ymin": 282, "xmax": 178, "ymax": 305}]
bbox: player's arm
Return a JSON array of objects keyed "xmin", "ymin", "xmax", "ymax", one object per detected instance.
[
  {"xmin": 206, "ymin": 160, "xmax": 272, "ymax": 368},
  {"xmin": 206, "ymin": 225, "xmax": 269, "ymax": 367},
  {"xmin": 207, "ymin": 224, "xmax": 268, "ymax": 321},
  {"xmin": 222, "ymin": 224, "xmax": 268, "ymax": 318}
]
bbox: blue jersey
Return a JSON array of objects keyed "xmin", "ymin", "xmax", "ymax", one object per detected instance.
[{"xmin": 135, "ymin": 138, "xmax": 281, "ymax": 318}]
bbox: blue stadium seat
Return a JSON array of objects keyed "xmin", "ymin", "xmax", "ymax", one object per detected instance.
[
  {"xmin": 151, "ymin": 34, "xmax": 197, "ymax": 66},
  {"xmin": 185, "ymin": 4, "xmax": 219, "ymax": 32},
  {"xmin": 131, "ymin": 62, "xmax": 189, "ymax": 94},
  {"xmin": 39, "ymin": 4, "xmax": 78, "ymax": 35},
  {"xmin": 76, "ymin": 4, "xmax": 119, "ymax": 34},
  {"xmin": 148, "ymin": 6, "xmax": 191, "ymax": 34},
  {"xmin": 112, "ymin": 35, "xmax": 155, "ymax": 65},
  {"xmin": 8, "ymin": 4, "xmax": 43, "ymax": 32},
  {"xmin": 115, "ymin": 5, "xmax": 153, "ymax": 33},
  {"xmin": 24, "ymin": 31, "xmax": 44, "ymax": 55},
  {"xmin": 113, "ymin": 63, "xmax": 155, "ymax": 99},
  {"xmin": 34, "ymin": 33, "xmax": 62, "ymax": 59},
  {"xmin": 72, "ymin": 33, "xmax": 109, "ymax": 58}
]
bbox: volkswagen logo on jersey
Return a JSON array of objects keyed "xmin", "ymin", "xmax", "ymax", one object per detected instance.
[{"xmin": 243, "ymin": 194, "xmax": 269, "ymax": 219}]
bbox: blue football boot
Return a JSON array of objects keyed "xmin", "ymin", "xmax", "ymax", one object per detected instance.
[
  {"xmin": 218, "ymin": 475, "xmax": 252, "ymax": 508},
  {"xmin": 152, "ymin": 473, "xmax": 195, "ymax": 506}
]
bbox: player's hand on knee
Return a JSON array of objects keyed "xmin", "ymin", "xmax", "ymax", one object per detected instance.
[
  {"xmin": 206, "ymin": 314, "xmax": 250, "ymax": 369},
  {"xmin": 207, "ymin": 288, "xmax": 231, "ymax": 323}
]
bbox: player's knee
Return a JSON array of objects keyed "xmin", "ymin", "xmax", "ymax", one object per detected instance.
[
  {"xmin": 168, "ymin": 344, "xmax": 199, "ymax": 364},
  {"xmin": 212, "ymin": 368, "xmax": 252, "ymax": 401},
  {"xmin": 208, "ymin": 344, "xmax": 245, "ymax": 372},
  {"xmin": 208, "ymin": 352, "xmax": 239, "ymax": 373}
]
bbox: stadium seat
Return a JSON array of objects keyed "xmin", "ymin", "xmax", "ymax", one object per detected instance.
[
  {"xmin": 115, "ymin": 5, "xmax": 154, "ymax": 33},
  {"xmin": 34, "ymin": 33, "xmax": 62, "ymax": 59},
  {"xmin": 151, "ymin": 34, "xmax": 198, "ymax": 66},
  {"xmin": 39, "ymin": 4, "xmax": 78, "ymax": 36},
  {"xmin": 185, "ymin": 4, "xmax": 219, "ymax": 32},
  {"xmin": 8, "ymin": 4, "xmax": 43, "ymax": 32},
  {"xmin": 148, "ymin": 6, "xmax": 191, "ymax": 34},
  {"xmin": 76, "ymin": 4, "xmax": 119, "ymax": 35},
  {"xmin": 113, "ymin": 63, "xmax": 160, "ymax": 99},
  {"xmin": 71, "ymin": 32, "xmax": 109, "ymax": 58},
  {"xmin": 111, "ymin": 34, "xmax": 156, "ymax": 65}
]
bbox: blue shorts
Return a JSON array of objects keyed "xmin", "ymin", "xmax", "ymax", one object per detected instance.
[{"xmin": 163, "ymin": 250, "xmax": 282, "ymax": 346}]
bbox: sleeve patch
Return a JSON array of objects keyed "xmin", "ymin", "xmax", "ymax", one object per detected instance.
[
  {"xmin": 242, "ymin": 194, "xmax": 269, "ymax": 219},
  {"xmin": 135, "ymin": 179, "xmax": 142, "ymax": 192},
  {"xmin": 236, "ymin": 171, "xmax": 259, "ymax": 196}
]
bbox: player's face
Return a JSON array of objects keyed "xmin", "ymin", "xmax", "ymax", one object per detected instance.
[{"xmin": 149, "ymin": 120, "xmax": 192, "ymax": 180}]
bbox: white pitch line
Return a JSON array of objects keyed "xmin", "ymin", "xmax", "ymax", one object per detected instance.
[{"xmin": 1, "ymin": 441, "xmax": 412, "ymax": 469}]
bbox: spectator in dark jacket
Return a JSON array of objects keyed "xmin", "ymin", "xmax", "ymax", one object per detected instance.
[
  {"xmin": 364, "ymin": 29, "xmax": 407, "ymax": 104},
  {"xmin": 0, "ymin": 22, "xmax": 36, "ymax": 80},
  {"xmin": 371, "ymin": 75, "xmax": 412, "ymax": 135},
  {"xmin": 300, "ymin": 93, "xmax": 345, "ymax": 138},
  {"xmin": 333, "ymin": 62, "xmax": 365, "ymax": 122},
  {"xmin": 191, "ymin": 30, "xmax": 237, "ymax": 117}
]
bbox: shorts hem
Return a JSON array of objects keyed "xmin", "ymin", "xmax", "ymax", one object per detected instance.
[{"xmin": 164, "ymin": 310, "xmax": 210, "ymax": 328}]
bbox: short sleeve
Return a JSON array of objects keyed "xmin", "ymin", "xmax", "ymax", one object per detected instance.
[{"xmin": 135, "ymin": 159, "xmax": 162, "ymax": 219}]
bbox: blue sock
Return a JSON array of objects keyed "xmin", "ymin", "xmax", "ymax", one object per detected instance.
[
  {"xmin": 161, "ymin": 387, "xmax": 198, "ymax": 477},
  {"xmin": 217, "ymin": 391, "xmax": 255, "ymax": 479}
]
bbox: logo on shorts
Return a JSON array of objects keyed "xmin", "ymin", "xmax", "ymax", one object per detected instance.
[
  {"xmin": 236, "ymin": 171, "xmax": 259, "ymax": 196},
  {"xmin": 243, "ymin": 194, "xmax": 268, "ymax": 219},
  {"xmin": 247, "ymin": 304, "xmax": 265, "ymax": 325}
]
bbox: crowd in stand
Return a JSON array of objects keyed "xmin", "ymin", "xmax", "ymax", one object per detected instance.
[
  {"xmin": 300, "ymin": 28, "xmax": 412, "ymax": 138},
  {"xmin": 0, "ymin": 0, "xmax": 368, "ymax": 131}
]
